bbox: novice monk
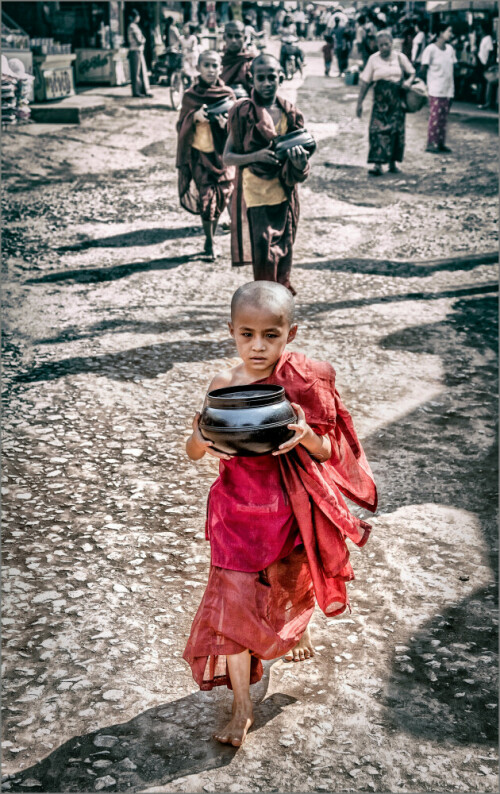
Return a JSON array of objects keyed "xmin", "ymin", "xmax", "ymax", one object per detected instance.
[
  {"xmin": 220, "ymin": 20, "xmax": 254, "ymax": 92},
  {"xmin": 223, "ymin": 55, "xmax": 310, "ymax": 295},
  {"xmin": 184, "ymin": 281, "xmax": 377, "ymax": 746},
  {"xmin": 176, "ymin": 50, "xmax": 235, "ymax": 260}
]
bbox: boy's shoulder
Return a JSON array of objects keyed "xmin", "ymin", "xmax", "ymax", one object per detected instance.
[
  {"xmin": 283, "ymin": 351, "xmax": 336, "ymax": 385},
  {"xmin": 207, "ymin": 364, "xmax": 241, "ymax": 393}
]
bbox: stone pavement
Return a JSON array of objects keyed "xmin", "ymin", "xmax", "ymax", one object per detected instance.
[{"xmin": 1, "ymin": 42, "xmax": 498, "ymax": 794}]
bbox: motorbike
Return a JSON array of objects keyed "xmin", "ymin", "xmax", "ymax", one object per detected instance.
[
  {"xmin": 150, "ymin": 49, "xmax": 191, "ymax": 109},
  {"xmin": 279, "ymin": 35, "xmax": 304, "ymax": 80}
]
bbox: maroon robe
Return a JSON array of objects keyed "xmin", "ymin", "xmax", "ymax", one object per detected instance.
[
  {"xmin": 183, "ymin": 351, "xmax": 377, "ymax": 690},
  {"xmin": 227, "ymin": 91, "xmax": 310, "ymax": 291},
  {"xmin": 176, "ymin": 78, "xmax": 235, "ymax": 221},
  {"xmin": 220, "ymin": 49, "xmax": 254, "ymax": 90}
]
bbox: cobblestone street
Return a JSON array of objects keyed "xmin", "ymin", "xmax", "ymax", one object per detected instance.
[{"xmin": 1, "ymin": 42, "xmax": 498, "ymax": 793}]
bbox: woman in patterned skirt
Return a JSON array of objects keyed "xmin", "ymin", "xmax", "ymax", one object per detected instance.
[{"xmin": 356, "ymin": 30, "xmax": 415, "ymax": 176}]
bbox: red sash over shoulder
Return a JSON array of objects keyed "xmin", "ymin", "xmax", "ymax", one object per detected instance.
[{"xmin": 260, "ymin": 351, "xmax": 378, "ymax": 616}]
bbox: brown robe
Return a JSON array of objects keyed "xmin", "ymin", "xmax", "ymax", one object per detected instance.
[
  {"xmin": 176, "ymin": 78, "xmax": 235, "ymax": 222},
  {"xmin": 220, "ymin": 49, "xmax": 254, "ymax": 90},
  {"xmin": 227, "ymin": 91, "xmax": 310, "ymax": 290}
]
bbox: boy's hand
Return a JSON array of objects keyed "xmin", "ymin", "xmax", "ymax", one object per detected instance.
[
  {"xmin": 253, "ymin": 142, "xmax": 280, "ymax": 166},
  {"xmin": 194, "ymin": 106, "xmax": 208, "ymax": 123},
  {"xmin": 216, "ymin": 112, "xmax": 228, "ymax": 128},
  {"xmin": 191, "ymin": 412, "xmax": 233, "ymax": 461},
  {"xmin": 287, "ymin": 144, "xmax": 308, "ymax": 170},
  {"xmin": 272, "ymin": 403, "xmax": 310, "ymax": 456}
]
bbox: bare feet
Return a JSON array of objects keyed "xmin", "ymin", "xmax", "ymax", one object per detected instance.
[
  {"xmin": 213, "ymin": 699, "xmax": 254, "ymax": 747},
  {"xmin": 284, "ymin": 625, "xmax": 315, "ymax": 662}
]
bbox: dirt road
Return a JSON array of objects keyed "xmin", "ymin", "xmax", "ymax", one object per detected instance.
[{"xmin": 2, "ymin": 43, "xmax": 498, "ymax": 793}]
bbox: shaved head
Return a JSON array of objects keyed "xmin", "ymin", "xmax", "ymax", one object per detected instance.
[
  {"xmin": 250, "ymin": 53, "xmax": 280, "ymax": 75},
  {"xmin": 197, "ymin": 49, "xmax": 221, "ymax": 67},
  {"xmin": 224, "ymin": 20, "xmax": 244, "ymax": 33},
  {"xmin": 231, "ymin": 282, "xmax": 295, "ymax": 326}
]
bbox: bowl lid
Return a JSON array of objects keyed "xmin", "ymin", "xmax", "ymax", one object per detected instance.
[{"xmin": 206, "ymin": 384, "xmax": 286, "ymax": 409}]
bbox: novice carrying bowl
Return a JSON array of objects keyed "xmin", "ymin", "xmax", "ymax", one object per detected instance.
[{"xmin": 199, "ymin": 384, "xmax": 297, "ymax": 456}]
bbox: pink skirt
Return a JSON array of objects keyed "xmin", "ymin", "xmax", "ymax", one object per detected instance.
[{"xmin": 183, "ymin": 546, "xmax": 315, "ymax": 690}]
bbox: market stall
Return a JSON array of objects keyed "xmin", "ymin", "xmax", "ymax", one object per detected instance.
[{"xmin": 74, "ymin": 46, "xmax": 129, "ymax": 84}]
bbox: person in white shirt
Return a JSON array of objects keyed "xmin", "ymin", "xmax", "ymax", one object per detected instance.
[
  {"xmin": 476, "ymin": 20, "xmax": 495, "ymax": 106},
  {"xmin": 411, "ymin": 19, "xmax": 427, "ymax": 68},
  {"xmin": 127, "ymin": 9, "xmax": 153, "ymax": 97},
  {"xmin": 421, "ymin": 23, "xmax": 456, "ymax": 153}
]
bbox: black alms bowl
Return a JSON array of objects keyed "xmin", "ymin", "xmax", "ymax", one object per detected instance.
[
  {"xmin": 273, "ymin": 128, "xmax": 317, "ymax": 161},
  {"xmin": 199, "ymin": 384, "xmax": 297, "ymax": 456},
  {"xmin": 205, "ymin": 97, "xmax": 235, "ymax": 118}
]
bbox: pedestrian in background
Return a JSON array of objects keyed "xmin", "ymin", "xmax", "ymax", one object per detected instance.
[
  {"xmin": 333, "ymin": 17, "xmax": 349, "ymax": 77},
  {"xmin": 356, "ymin": 30, "xmax": 415, "ymax": 176},
  {"xmin": 421, "ymin": 23, "xmax": 456, "ymax": 153},
  {"xmin": 322, "ymin": 35, "xmax": 334, "ymax": 76},
  {"xmin": 180, "ymin": 23, "xmax": 200, "ymax": 87},
  {"xmin": 127, "ymin": 9, "xmax": 153, "ymax": 98},
  {"xmin": 411, "ymin": 18, "xmax": 428, "ymax": 73},
  {"xmin": 176, "ymin": 50, "xmax": 235, "ymax": 260},
  {"xmin": 476, "ymin": 19, "xmax": 495, "ymax": 107}
]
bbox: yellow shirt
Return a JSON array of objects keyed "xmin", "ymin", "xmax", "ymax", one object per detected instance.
[
  {"xmin": 192, "ymin": 121, "xmax": 214, "ymax": 153},
  {"xmin": 242, "ymin": 113, "xmax": 288, "ymax": 208}
]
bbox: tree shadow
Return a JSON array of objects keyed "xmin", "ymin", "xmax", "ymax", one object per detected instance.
[
  {"xmin": 363, "ymin": 294, "xmax": 498, "ymax": 744},
  {"xmin": 26, "ymin": 255, "xmax": 201, "ymax": 286},
  {"xmin": 295, "ymin": 252, "xmax": 498, "ymax": 280},
  {"xmin": 34, "ymin": 310, "xmax": 230, "ymax": 346},
  {"xmin": 3, "ymin": 682, "xmax": 296, "ymax": 792},
  {"xmin": 294, "ymin": 282, "xmax": 498, "ymax": 320},
  {"xmin": 57, "ymin": 227, "xmax": 202, "ymax": 253},
  {"xmin": 14, "ymin": 339, "xmax": 236, "ymax": 385}
]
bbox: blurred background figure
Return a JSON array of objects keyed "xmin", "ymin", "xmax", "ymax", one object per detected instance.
[{"xmin": 127, "ymin": 8, "xmax": 153, "ymax": 98}]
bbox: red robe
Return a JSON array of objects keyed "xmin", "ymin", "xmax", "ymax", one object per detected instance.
[
  {"xmin": 176, "ymin": 78, "xmax": 235, "ymax": 221},
  {"xmin": 183, "ymin": 351, "xmax": 377, "ymax": 690},
  {"xmin": 227, "ymin": 91, "xmax": 310, "ymax": 287},
  {"xmin": 220, "ymin": 49, "xmax": 254, "ymax": 90}
]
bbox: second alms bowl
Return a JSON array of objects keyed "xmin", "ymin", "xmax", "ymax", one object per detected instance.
[
  {"xmin": 205, "ymin": 97, "xmax": 235, "ymax": 118},
  {"xmin": 199, "ymin": 384, "xmax": 297, "ymax": 456}
]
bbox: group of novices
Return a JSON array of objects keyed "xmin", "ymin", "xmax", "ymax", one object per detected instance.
[
  {"xmin": 177, "ymin": 22, "xmax": 378, "ymax": 749},
  {"xmin": 176, "ymin": 20, "xmax": 309, "ymax": 295}
]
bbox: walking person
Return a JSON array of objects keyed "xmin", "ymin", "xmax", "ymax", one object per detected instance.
[
  {"xmin": 356, "ymin": 30, "xmax": 415, "ymax": 176},
  {"xmin": 333, "ymin": 17, "xmax": 349, "ymax": 77},
  {"xmin": 475, "ymin": 20, "xmax": 495, "ymax": 107},
  {"xmin": 421, "ymin": 24, "xmax": 456, "ymax": 154},
  {"xmin": 176, "ymin": 50, "xmax": 235, "ymax": 260},
  {"xmin": 223, "ymin": 55, "xmax": 310, "ymax": 295},
  {"xmin": 220, "ymin": 20, "xmax": 254, "ymax": 93},
  {"xmin": 183, "ymin": 280, "xmax": 377, "ymax": 745},
  {"xmin": 127, "ymin": 9, "xmax": 153, "ymax": 98}
]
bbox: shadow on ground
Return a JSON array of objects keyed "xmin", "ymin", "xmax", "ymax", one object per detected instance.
[
  {"xmin": 15, "ymin": 338, "xmax": 236, "ymax": 385},
  {"xmin": 57, "ymin": 226, "xmax": 203, "ymax": 252},
  {"xmin": 365, "ymin": 293, "xmax": 498, "ymax": 744},
  {"xmin": 27, "ymin": 255, "xmax": 204, "ymax": 285},
  {"xmin": 3, "ymin": 686, "xmax": 296, "ymax": 792},
  {"xmin": 296, "ymin": 252, "xmax": 498, "ymax": 279}
]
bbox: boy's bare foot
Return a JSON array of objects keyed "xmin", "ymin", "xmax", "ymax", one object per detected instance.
[
  {"xmin": 213, "ymin": 699, "xmax": 254, "ymax": 747},
  {"xmin": 284, "ymin": 625, "xmax": 315, "ymax": 662}
]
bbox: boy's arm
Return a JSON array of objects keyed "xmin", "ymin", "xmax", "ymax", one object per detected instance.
[
  {"xmin": 223, "ymin": 127, "xmax": 281, "ymax": 167},
  {"xmin": 272, "ymin": 403, "xmax": 332, "ymax": 461},
  {"xmin": 185, "ymin": 374, "xmax": 234, "ymax": 462}
]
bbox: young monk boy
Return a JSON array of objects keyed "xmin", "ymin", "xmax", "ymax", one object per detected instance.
[
  {"xmin": 220, "ymin": 20, "xmax": 254, "ymax": 91},
  {"xmin": 176, "ymin": 50, "xmax": 235, "ymax": 260},
  {"xmin": 184, "ymin": 281, "xmax": 377, "ymax": 746},
  {"xmin": 223, "ymin": 55, "xmax": 310, "ymax": 295}
]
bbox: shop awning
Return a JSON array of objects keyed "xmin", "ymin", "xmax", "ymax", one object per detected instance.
[{"xmin": 426, "ymin": 0, "xmax": 497, "ymax": 10}]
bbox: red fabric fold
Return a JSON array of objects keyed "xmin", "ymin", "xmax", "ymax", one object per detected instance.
[{"xmin": 220, "ymin": 50, "xmax": 254, "ymax": 89}]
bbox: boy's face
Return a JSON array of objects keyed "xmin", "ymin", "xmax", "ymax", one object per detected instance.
[
  {"xmin": 198, "ymin": 53, "xmax": 221, "ymax": 83},
  {"xmin": 229, "ymin": 303, "xmax": 297, "ymax": 376},
  {"xmin": 252, "ymin": 62, "xmax": 280, "ymax": 103},
  {"xmin": 224, "ymin": 27, "xmax": 244, "ymax": 53}
]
